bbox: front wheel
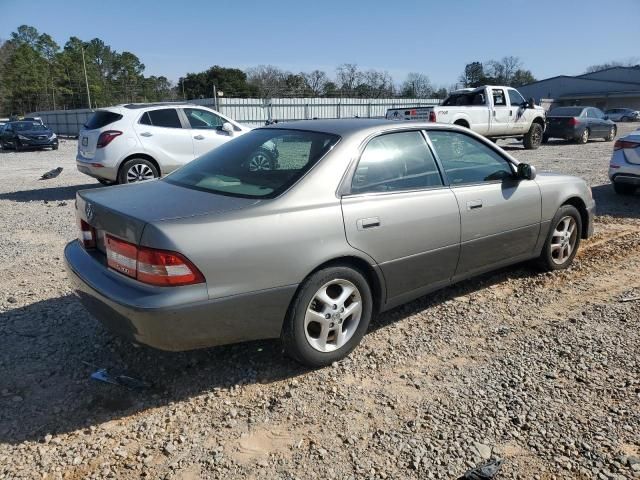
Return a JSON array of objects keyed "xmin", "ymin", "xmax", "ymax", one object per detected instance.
[
  {"xmin": 281, "ymin": 266, "xmax": 373, "ymax": 367},
  {"xmin": 247, "ymin": 147, "xmax": 277, "ymax": 172},
  {"xmin": 605, "ymin": 125, "xmax": 616, "ymax": 141},
  {"xmin": 118, "ymin": 158, "xmax": 159, "ymax": 184},
  {"xmin": 537, "ymin": 205, "xmax": 582, "ymax": 271},
  {"xmin": 523, "ymin": 123, "xmax": 543, "ymax": 149}
]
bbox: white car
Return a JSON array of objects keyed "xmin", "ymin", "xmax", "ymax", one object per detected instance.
[
  {"xmin": 76, "ymin": 103, "xmax": 276, "ymax": 184},
  {"xmin": 609, "ymin": 129, "xmax": 640, "ymax": 195},
  {"xmin": 386, "ymin": 85, "xmax": 547, "ymax": 149}
]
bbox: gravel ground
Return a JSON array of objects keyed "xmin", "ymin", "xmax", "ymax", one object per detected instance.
[{"xmin": 0, "ymin": 125, "xmax": 639, "ymax": 480}]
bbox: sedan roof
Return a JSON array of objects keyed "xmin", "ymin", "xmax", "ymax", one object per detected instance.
[{"xmin": 261, "ymin": 118, "xmax": 438, "ymax": 137}]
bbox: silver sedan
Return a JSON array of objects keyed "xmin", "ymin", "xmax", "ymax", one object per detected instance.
[{"xmin": 65, "ymin": 119, "xmax": 595, "ymax": 367}]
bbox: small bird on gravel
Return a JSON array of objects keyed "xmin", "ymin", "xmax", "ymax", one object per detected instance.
[
  {"xmin": 40, "ymin": 167, "xmax": 63, "ymax": 180},
  {"xmin": 458, "ymin": 458, "xmax": 503, "ymax": 480}
]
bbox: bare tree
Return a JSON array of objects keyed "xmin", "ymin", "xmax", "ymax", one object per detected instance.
[
  {"xmin": 585, "ymin": 58, "xmax": 639, "ymax": 73},
  {"xmin": 359, "ymin": 69, "xmax": 394, "ymax": 98},
  {"xmin": 336, "ymin": 63, "xmax": 362, "ymax": 94},
  {"xmin": 400, "ymin": 72, "xmax": 433, "ymax": 97},
  {"xmin": 246, "ymin": 64, "xmax": 288, "ymax": 98},
  {"xmin": 301, "ymin": 70, "xmax": 328, "ymax": 96}
]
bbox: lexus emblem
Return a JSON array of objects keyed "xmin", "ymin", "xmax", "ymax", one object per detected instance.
[{"xmin": 85, "ymin": 202, "xmax": 94, "ymax": 222}]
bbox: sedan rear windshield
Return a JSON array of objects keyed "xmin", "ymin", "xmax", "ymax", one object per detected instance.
[
  {"xmin": 165, "ymin": 128, "xmax": 340, "ymax": 199},
  {"xmin": 548, "ymin": 107, "xmax": 584, "ymax": 117},
  {"xmin": 85, "ymin": 110, "xmax": 123, "ymax": 129}
]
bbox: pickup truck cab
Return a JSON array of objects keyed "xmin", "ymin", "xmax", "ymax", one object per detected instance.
[{"xmin": 386, "ymin": 86, "xmax": 547, "ymax": 149}]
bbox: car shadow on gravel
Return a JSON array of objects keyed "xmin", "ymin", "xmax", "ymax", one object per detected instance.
[
  {"xmin": 591, "ymin": 184, "xmax": 640, "ymax": 219},
  {"xmin": 0, "ymin": 183, "xmax": 100, "ymax": 203},
  {"xmin": 0, "ymin": 261, "xmax": 541, "ymax": 445},
  {"xmin": 0, "ymin": 294, "xmax": 307, "ymax": 444}
]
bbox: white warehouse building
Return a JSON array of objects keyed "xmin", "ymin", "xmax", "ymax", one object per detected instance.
[{"xmin": 518, "ymin": 66, "xmax": 640, "ymax": 111}]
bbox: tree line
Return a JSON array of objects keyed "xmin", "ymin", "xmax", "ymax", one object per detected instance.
[{"xmin": 0, "ymin": 24, "xmax": 551, "ymax": 116}]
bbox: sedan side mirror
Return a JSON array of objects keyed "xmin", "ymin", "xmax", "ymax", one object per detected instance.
[
  {"xmin": 221, "ymin": 122, "xmax": 234, "ymax": 135},
  {"xmin": 517, "ymin": 163, "xmax": 536, "ymax": 180}
]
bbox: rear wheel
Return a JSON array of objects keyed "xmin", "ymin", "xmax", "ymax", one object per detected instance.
[
  {"xmin": 118, "ymin": 158, "xmax": 159, "ymax": 184},
  {"xmin": 281, "ymin": 266, "xmax": 373, "ymax": 367},
  {"xmin": 538, "ymin": 205, "xmax": 582, "ymax": 271},
  {"xmin": 605, "ymin": 125, "xmax": 616, "ymax": 141},
  {"xmin": 523, "ymin": 123, "xmax": 543, "ymax": 149},
  {"xmin": 621, "ymin": 116, "xmax": 630, "ymax": 122},
  {"xmin": 577, "ymin": 128, "xmax": 589, "ymax": 144},
  {"xmin": 613, "ymin": 183, "xmax": 636, "ymax": 195},
  {"xmin": 247, "ymin": 147, "xmax": 277, "ymax": 171}
]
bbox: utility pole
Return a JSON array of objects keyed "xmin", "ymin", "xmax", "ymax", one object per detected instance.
[
  {"xmin": 81, "ymin": 46, "xmax": 92, "ymax": 110},
  {"xmin": 213, "ymin": 84, "xmax": 217, "ymax": 111},
  {"xmin": 181, "ymin": 79, "xmax": 186, "ymax": 100}
]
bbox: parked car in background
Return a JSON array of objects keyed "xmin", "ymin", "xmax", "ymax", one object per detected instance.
[
  {"xmin": 65, "ymin": 119, "xmax": 594, "ymax": 367},
  {"xmin": 544, "ymin": 107, "xmax": 616, "ymax": 144},
  {"xmin": 386, "ymin": 85, "xmax": 547, "ymax": 149},
  {"xmin": 605, "ymin": 108, "xmax": 640, "ymax": 122},
  {"xmin": 75, "ymin": 103, "xmax": 274, "ymax": 185},
  {"xmin": 0, "ymin": 120, "xmax": 58, "ymax": 150},
  {"xmin": 609, "ymin": 128, "xmax": 640, "ymax": 195}
]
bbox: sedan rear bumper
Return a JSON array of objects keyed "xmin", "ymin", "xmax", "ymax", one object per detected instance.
[
  {"xmin": 545, "ymin": 125, "xmax": 582, "ymax": 140},
  {"xmin": 64, "ymin": 240, "xmax": 296, "ymax": 351}
]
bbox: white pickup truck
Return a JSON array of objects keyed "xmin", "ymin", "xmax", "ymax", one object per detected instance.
[{"xmin": 386, "ymin": 85, "xmax": 547, "ymax": 149}]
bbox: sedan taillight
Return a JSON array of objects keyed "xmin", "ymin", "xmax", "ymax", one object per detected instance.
[
  {"xmin": 614, "ymin": 139, "xmax": 640, "ymax": 151},
  {"xmin": 78, "ymin": 219, "xmax": 96, "ymax": 249},
  {"xmin": 97, "ymin": 130, "xmax": 122, "ymax": 148},
  {"xmin": 105, "ymin": 234, "xmax": 204, "ymax": 286}
]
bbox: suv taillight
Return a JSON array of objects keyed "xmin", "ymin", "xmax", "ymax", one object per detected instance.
[
  {"xmin": 97, "ymin": 130, "xmax": 122, "ymax": 148},
  {"xmin": 429, "ymin": 110, "xmax": 437, "ymax": 122},
  {"xmin": 105, "ymin": 235, "xmax": 204, "ymax": 286},
  {"xmin": 614, "ymin": 139, "xmax": 640, "ymax": 151},
  {"xmin": 78, "ymin": 219, "xmax": 96, "ymax": 249}
]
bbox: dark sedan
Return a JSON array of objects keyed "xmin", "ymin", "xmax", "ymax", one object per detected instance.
[
  {"xmin": 0, "ymin": 120, "xmax": 58, "ymax": 151},
  {"xmin": 543, "ymin": 107, "xmax": 616, "ymax": 144}
]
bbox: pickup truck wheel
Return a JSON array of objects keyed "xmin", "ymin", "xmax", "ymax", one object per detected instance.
[
  {"xmin": 523, "ymin": 123, "xmax": 543, "ymax": 149},
  {"xmin": 537, "ymin": 205, "xmax": 582, "ymax": 271},
  {"xmin": 281, "ymin": 266, "xmax": 373, "ymax": 367},
  {"xmin": 577, "ymin": 128, "xmax": 589, "ymax": 144}
]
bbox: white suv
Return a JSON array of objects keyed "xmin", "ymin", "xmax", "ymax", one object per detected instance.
[{"xmin": 76, "ymin": 103, "xmax": 275, "ymax": 184}]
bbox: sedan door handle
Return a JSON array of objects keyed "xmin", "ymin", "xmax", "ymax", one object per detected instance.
[
  {"xmin": 194, "ymin": 135, "xmax": 205, "ymax": 140},
  {"xmin": 357, "ymin": 217, "xmax": 380, "ymax": 230},
  {"xmin": 467, "ymin": 200, "xmax": 483, "ymax": 210},
  {"xmin": 140, "ymin": 132, "xmax": 153, "ymax": 137}
]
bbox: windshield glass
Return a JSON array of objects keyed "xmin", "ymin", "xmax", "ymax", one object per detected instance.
[
  {"xmin": 165, "ymin": 128, "xmax": 340, "ymax": 198},
  {"xmin": 549, "ymin": 107, "xmax": 583, "ymax": 117},
  {"xmin": 13, "ymin": 121, "xmax": 46, "ymax": 131}
]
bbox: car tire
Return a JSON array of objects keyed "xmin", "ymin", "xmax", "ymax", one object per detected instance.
[
  {"xmin": 537, "ymin": 205, "xmax": 582, "ymax": 271},
  {"xmin": 576, "ymin": 128, "xmax": 589, "ymax": 144},
  {"xmin": 246, "ymin": 147, "xmax": 277, "ymax": 171},
  {"xmin": 613, "ymin": 183, "xmax": 636, "ymax": 195},
  {"xmin": 52, "ymin": 144, "xmax": 59, "ymax": 150},
  {"xmin": 605, "ymin": 125, "xmax": 616, "ymax": 141},
  {"xmin": 118, "ymin": 158, "xmax": 159, "ymax": 184},
  {"xmin": 523, "ymin": 123, "xmax": 543, "ymax": 149},
  {"xmin": 621, "ymin": 116, "xmax": 630, "ymax": 122},
  {"xmin": 281, "ymin": 266, "xmax": 373, "ymax": 367}
]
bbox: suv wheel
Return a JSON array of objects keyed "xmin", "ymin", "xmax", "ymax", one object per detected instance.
[
  {"xmin": 282, "ymin": 266, "xmax": 373, "ymax": 367},
  {"xmin": 523, "ymin": 123, "xmax": 543, "ymax": 149},
  {"xmin": 538, "ymin": 205, "xmax": 582, "ymax": 271},
  {"xmin": 118, "ymin": 158, "xmax": 159, "ymax": 184},
  {"xmin": 247, "ymin": 147, "xmax": 277, "ymax": 171}
]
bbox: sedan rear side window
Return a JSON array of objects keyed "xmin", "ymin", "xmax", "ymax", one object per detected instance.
[
  {"xmin": 352, "ymin": 131, "xmax": 443, "ymax": 194},
  {"xmin": 165, "ymin": 129, "xmax": 339, "ymax": 198},
  {"xmin": 427, "ymin": 131, "xmax": 514, "ymax": 185},
  {"xmin": 140, "ymin": 109, "xmax": 182, "ymax": 128}
]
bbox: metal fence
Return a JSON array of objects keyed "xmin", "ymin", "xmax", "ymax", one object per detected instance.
[{"xmin": 29, "ymin": 97, "xmax": 441, "ymax": 136}]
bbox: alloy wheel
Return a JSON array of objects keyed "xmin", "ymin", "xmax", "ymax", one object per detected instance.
[
  {"xmin": 126, "ymin": 163, "xmax": 155, "ymax": 183},
  {"xmin": 248, "ymin": 153, "xmax": 272, "ymax": 171},
  {"xmin": 304, "ymin": 279, "xmax": 362, "ymax": 353},
  {"xmin": 550, "ymin": 216, "xmax": 577, "ymax": 265}
]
